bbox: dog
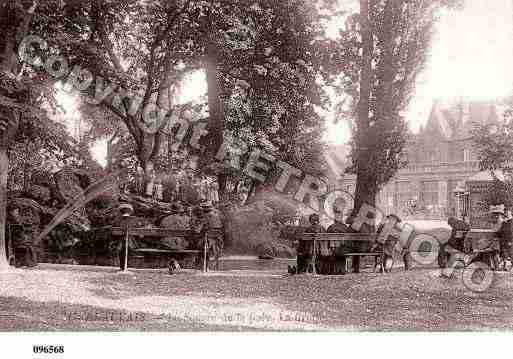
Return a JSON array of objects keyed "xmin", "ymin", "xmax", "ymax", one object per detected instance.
[{"xmin": 168, "ymin": 259, "xmax": 181, "ymax": 274}]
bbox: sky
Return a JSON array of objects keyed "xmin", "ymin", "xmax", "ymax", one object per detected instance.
[
  {"xmin": 58, "ymin": 0, "xmax": 513, "ymax": 164},
  {"xmin": 326, "ymin": 0, "xmax": 513, "ymax": 143}
]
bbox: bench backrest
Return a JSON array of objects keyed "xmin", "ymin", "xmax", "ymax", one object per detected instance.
[
  {"xmin": 111, "ymin": 227, "xmax": 192, "ymax": 237},
  {"xmin": 299, "ymin": 233, "xmax": 378, "ymax": 242}
]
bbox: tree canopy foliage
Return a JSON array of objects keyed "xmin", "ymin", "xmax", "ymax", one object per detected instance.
[
  {"xmin": 0, "ymin": 0, "xmax": 469, "ymax": 268},
  {"xmin": 326, "ymin": 0, "xmax": 462, "ymax": 212},
  {"xmin": 471, "ymin": 97, "xmax": 513, "ymax": 208},
  {"xmin": 22, "ymin": 0, "xmax": 331, "ymax": 202}
]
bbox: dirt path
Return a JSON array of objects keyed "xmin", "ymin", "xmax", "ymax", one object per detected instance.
[{"xmin": 1, "ymin": 263, "xmax": 513, "ymax": 331}]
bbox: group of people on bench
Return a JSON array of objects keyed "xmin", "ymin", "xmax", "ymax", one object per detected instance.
[
  {"xmin": 292, "ymin": 211, "xmax": 373, "ymax": 275},
  {"xmin": 292, "ymin": 210, "xmax": 412, "ymax": 275},
  {"xmin": 116, "ymin": 201, "xmax": 225, "ymax": 272}
]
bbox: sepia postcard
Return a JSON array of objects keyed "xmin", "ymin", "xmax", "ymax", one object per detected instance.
[{"xmin": 1, "ymin": 1, "xmax": 513, "ymax": 354}]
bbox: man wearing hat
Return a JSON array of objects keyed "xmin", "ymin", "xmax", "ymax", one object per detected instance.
[
  {"xmin": 492, "ymin": 204, "xmax": 513, "ymax": 271},
  {"xmin": 200, "ymin": 201, "xmax": 224, "ymax": 271},
  {"xmin": 294, "ymin": 213, "xmax": 325, "ymax": 274},
  {"xmin": 345, "ymin": 210, "xmax": 376, "ymax": 273},
  {"xmin": 117, "ymin": 203, "xmax": 134, "ymax": 271},
  {"xmin": 490, "ymin": 205, "xmax": 507, "ymax": 229},
  {"xmin": 374, "ymin": 214, "xmax": 413, "ymax": 272},
  {"xmin": 326, "ymin": 205, "xmax": 351, "ymax": 275}
]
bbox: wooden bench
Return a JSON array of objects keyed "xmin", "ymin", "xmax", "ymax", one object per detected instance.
[
  {"xmin": 111, "ymin": 227, "xmax": 202, "ymax": 270},
  {"xmin": 299, "ymin": 233, "xmax": 384, "ymax": 274}
]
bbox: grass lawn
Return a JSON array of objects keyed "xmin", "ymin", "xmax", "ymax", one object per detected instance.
[{"xmin": 1, "ymin": 261, "xmax": 513, "ymax": 331}]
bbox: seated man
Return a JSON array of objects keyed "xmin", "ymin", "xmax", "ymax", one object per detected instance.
[
  {"xmin": 295, "ymin": 213, "xmax": 325, "ymax": 274},
  {"xmin": 345, "ymin": 213, "xmax": 375, "ymax": 273},
  {"xmin": 327, "ymin": 209, "xmax": 351, "ymax": 275}
]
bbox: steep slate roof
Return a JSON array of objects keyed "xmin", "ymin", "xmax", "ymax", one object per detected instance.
[
  {"xmin": 467, "ymin": 170, "xmax": 505, "ymax": 182},
  {"xmin": 421, "ymin": 100, "xmax": 500, "ymax": 141}
]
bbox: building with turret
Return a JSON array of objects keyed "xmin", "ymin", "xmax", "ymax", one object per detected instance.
[{"xmin": 326, "ymin": 100, "xmax": 501, "ymax": 219}]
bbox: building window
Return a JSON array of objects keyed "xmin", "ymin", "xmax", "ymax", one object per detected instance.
[
  {"xmin": 421, "ymin": 181, "xmax": 439, "ymax": 206},
  {"xmin": 397, "ymin": 181, "xmax": 414, "ymax": 208},
  {"xmin": 378, "ymin": 183, "xmax": 395, "ymax": 213},
  {"xmin": 463, "ymin": 148, "xmax": 472, "ymax": 162},
  {"xmin": 449, "ymin": 143, "xmax": 465, "ymax": 162}
]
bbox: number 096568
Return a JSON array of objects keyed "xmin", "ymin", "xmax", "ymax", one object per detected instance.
[{"xmin": 33, "ymin": 346, "xmax": 64, "ymax": 354}]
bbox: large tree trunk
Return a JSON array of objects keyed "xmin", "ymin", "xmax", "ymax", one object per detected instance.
[
  {"xmin": 353, "ymin": 0, "xmax": 376, "ymax": 215},
  {"xmin": 217, "ymin": 172, "xmax": 228, "ymax": 203},
  {"xmin": 135, "ymin": 131, "xmax": 159, "ymax": 197},
  {"xmin": 106, "ymin": 137, "xmax": 115, "ymax": 171},
  {"xmin": 0, "ymin": 2, "xmax": 19, "ymax": 271},
  {"xmin": 0, "ymin": 1, "xmax": 38, "ymax": 270},
  {"xmin": 137, "ymin": 53, "xmax": 174, "ymax": 198},
  {"xmin": 142, "ymin": 160, "xmax": 156, "ymax": 198},
  {"xmin": 353, "ymin": 173, "xmax": 377, "ymax": 212},
  {"xmin": 205, "ymin": 39, "xmax": 227, "ymax": 202},
  {"xmin": 0, "ymin": 149, "xmax": 9, "ymax": 270}
]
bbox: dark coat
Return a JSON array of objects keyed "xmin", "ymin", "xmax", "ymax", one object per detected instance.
[
  {"xmin": 448, "ymin": 218, "xmax": 470, "ymax": 250},
  {"xmin": 497, "ymin": 219, "xmax": 513, "ymax": 257},
  {"xmin": 298, "ymin": 224, "xmax": 325, "ymax": 256},
  {"xmin": 327, "ymin": 221, "xmax": 351, "ymax": 256}
]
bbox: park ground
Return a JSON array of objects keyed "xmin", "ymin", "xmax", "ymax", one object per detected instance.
[
  {"xmin": 1, "ymin": 222, "xmax": 508, "ymax": 332},
  {"xmin": 1, "ymin": 260, "xmax": 513, "ymax": 331}
]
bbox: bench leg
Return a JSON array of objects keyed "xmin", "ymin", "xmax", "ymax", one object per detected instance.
[
  {"xmin": 352, "ymin": 256, "xmax": 360, "ymax": 273},
  {"xmin": 403, "ymin": 252, "xmax": 412, "ymax": 271},
  {"xmin": 373, "ymin": 255, "xmax": 384, "ymax": 273},
  {"xmin": 307, "ymin": 256, "xmax": 316, "ymax": 274}
]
